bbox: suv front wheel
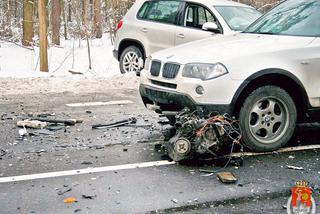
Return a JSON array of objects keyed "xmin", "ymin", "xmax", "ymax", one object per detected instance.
[
  {"xmin": 119, "ymin": 46, "xmax": 143, "ymax": 74},
  {"xmin": 239, "ymin": 86, "xmax": 297, "ymax": 152}
]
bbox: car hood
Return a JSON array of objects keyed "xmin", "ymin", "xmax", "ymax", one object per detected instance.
[{"xmin": 151, "ymin": 33, "xmax": 314, "ymax": 64}]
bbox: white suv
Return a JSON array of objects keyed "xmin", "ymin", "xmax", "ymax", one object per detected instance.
[
  {"xmin": 113, "ymin": 0, "xmax": 261, "ymax": 73},
  {"xmin": 140, "ymin": 0, "xmax": 320, "ymax": 152}
]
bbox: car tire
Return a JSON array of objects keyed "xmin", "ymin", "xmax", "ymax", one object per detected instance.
[
  {"xmin": 239, "ymin": 85, "xmax": 297, "ymax": 152},
  {"xmin": 119, "ymin": 46, "xmax": 143, "ymax": 74}
]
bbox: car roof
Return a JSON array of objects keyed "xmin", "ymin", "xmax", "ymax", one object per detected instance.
[
  {"xmin": 146, "ymin": 0, "xmax": 254, "ymax": 8},
  {"xmin": 194, "ymin": 0, "xmax": 253, "ymax": 7}
]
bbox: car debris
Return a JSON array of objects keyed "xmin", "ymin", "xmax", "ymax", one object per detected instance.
[
  {"xmin": 28, "ymin": 117, "xmax": 83, "ymax": 126},
  {"xmin": 18, "ymin": 127, "xmax": 28, "ymax": 136},
  {"xmin": 63, "ymin": 197, "xmax": 77, "ymax": 204},
  {"xmin": 81, "ymin": 194, "xmax": 97, "ymax": 199},
  {"xmin": 57, "ymin": 186, "xmax": 72, "ymax": 195},
  {"xmin": 92, "ymin": 117, "xmax": 137, "ymax": 129},
  {"xmin": 0, "ymin": 149, "xmax": 6, "ymax": 157},
  {"xmin": 17, "ymin": 120, "xmax": 48, "ymax": 129},
  {"xmin": 163, "ymin": 108, "xmax": 242, "ymax": 162},
  {"xmin": 286, "ymin": 165, "xmax": 304, "ymax": 170},
  {"xmin": 217, "ymin": 172, "xmax": 238, "ymax": 184}
]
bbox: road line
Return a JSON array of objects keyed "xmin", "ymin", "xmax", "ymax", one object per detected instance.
[
  {"xmin": 0, "ymin": 160, "xmax": 175, "ymax": 184},
  {"xmin": 66, "ymin": 100, "xmax": 133, "ymax": 107},
  {"xmin": 228, "ymin": 144, "xmax": 320, "ymax": 157}
]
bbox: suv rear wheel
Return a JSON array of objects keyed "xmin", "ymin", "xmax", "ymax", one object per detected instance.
[
  {"xmin": 119, "ymin": 46, "xmax": 143, "ymax": 74},
  {"xmin": 239, "ymin": 86, "xmax": 297, "ymax": 152}
]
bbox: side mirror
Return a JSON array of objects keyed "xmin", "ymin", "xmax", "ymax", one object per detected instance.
[{"xmin": 202, "ymin": 22, "xmax": 220, "ymax": 33}]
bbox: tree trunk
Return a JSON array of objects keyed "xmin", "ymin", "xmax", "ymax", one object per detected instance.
[
  {"xmin": 22, "ymin": 0, "xmax": 33, "ymax": 46},
  {"xmin": 82, "ymin": 0, "xmax": 89, "ymax": 37},
  {"xmin": 93, "ymin": 0, "xmax": 102, "ymax": 38},
  {"xmin": 68, "ymin": 1, "xmax": 72, "ymax": 22},
  {"xmin": 62, "ymin": 0, "xmax": 68, "ymax": 40},
  {"xmin": 51, "ymin": 0, "xmax": 61, "ymax": 45},
  {"xmin": 38, "ymin": 0, "xmax": 48, "ymax": 72}
]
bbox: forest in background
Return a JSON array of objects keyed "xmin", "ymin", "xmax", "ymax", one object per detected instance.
[{"xmin": 0, "ymin": 0, "xmax": 278, "ymax": 72}]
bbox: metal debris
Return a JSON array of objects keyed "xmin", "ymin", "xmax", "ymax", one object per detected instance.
[
  {"xmin": 164, "ymin": 108, "xmax": 241, "ymax": 162},
  {"xmin": 57, "ymin": 186, "xmax": 72, "ymax": 195},
  {"xmin": 217, "ymin": 172, "xmax": 237, "ymax": 184},
  {"xmin": 286, "ymin": 165, "xmax": 304, "ymax": 170},
  {"xmin": 92, "ymin": 117, "xmax": 137, "ymax": 129},
  {"xmin": 81, "ymin": 194, "xmax": 96, "ymax": 199},
  {"xmin": 17, "ymin": 120, "xmax": 47, "ymax": 129}
]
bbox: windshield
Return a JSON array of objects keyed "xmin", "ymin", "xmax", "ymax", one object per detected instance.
[
  {"xmin": 244, "ymin": 0, "xmax": 320, "ymax": 37},
  {"xmin": 215, "ymin": 6, "xmax": 262, "ymax": 31}
]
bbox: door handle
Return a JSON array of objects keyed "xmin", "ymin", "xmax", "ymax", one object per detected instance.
[
  {"xmin": 141, "ymin": 28, "xmax": 148, "ymax": 33},
  {"xmin": 177, "ymin": 33, "xmax": 185, "ymax": 39}
]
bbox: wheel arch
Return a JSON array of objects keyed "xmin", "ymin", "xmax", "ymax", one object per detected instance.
[
  {"xmin": 118, "ymin": 39, "xmax": 146, "ymax": 60},
  {"xmin": 231, "ymin": 68, "xmax": 309, "ymax": 122}
]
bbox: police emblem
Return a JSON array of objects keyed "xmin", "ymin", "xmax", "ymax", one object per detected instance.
[{"xmin": 287, "ymin": 181, "xmax": 316, "ymax": 214}]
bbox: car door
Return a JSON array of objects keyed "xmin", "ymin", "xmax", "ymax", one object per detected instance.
[
  {"xmin": 175, "ymin": 3, "xmax": 222, "ymax": 46},
  {"xmin": 305, "ymin": 38, "xmax": 320, "ymax": 107},
  {"xmin": 137, "ymin": 0, "xmax": 182, "ymax": 54}
]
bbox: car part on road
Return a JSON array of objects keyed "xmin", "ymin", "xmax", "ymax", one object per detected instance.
[
  {"xmin": 92, "ymin": 117, "xmax": 137, "ymax": 129},
  {"xmin": 164, "ymin": 108, "xmax": 242, "ymax": 162},
  {"xmin": 286, "ymin": 165, "xmax": 304, "ymax": 171},
  {"xmin": 17, "ymin": 120, "xmax": 48, "ymax": 129},
  {"xmin": 217, "ymin": 172, "xmax": 237, "ymax": 184}
]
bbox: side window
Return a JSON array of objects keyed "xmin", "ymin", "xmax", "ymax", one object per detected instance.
[
  {"xmin": 198, "ymin": 7, "xmax": 206, "ymax": 26},
  {"xmin": 142, "ymin": 1, "xmax": 181, "ymax": 24},
  {"xmin": 137, "ymin": 2, "xmax": 150, "ymax": 19},
  {"xmin": 184, "ymin": 4, "xmax": 216, "ymax": 29}
]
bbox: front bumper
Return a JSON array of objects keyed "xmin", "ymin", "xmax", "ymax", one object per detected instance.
[{"xmin": 140, "ymin": 84, "xmax": 232, "ymax": 115}]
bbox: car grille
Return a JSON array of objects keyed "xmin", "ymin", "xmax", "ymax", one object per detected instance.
[
  {"xmin": 162, "ymin": 63, "xmax": 180, "ymax": 79},
  {"xmin": 151, "ymin": 79, "xmax": 177, "ymax": 89},
  {"xmin": 150, "ymin": 61, "xmax": 161, "ymax": 76}
]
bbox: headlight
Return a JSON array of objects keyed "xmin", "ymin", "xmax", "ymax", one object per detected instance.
[
  {"xmin": 182, "ymin": 63, "xmax": 228, "ymax": 80},
  {"xmin": 144, "ymin": 56, "xmax": 151, "ymax": 71}
]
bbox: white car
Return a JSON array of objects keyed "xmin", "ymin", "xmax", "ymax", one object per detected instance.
[
  {"xmin": 113, "ymin": 0, "xmax": 261, "ymax": 73},
  {"xmin": 140, "ymin": 0, "xmax": 320, "ymax": 152}
]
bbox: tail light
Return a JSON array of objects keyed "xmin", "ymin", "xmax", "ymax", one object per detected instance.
[{"xmin": 116, "ymin": 19, "xmax": 123, "ymax": 31}]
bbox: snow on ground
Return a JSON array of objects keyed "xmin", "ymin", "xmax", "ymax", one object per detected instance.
[
  {"xmin": 0, "ymin": 34, "xmax": 139, "ymax": 95},
  {"xmin": 0, "ymin": 34, "xmax": 119, "ymax": 78}
]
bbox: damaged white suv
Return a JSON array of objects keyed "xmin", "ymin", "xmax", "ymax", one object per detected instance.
[{"xmin": 140, "ymin": 0, "xmax": 320, "ymax": 152}]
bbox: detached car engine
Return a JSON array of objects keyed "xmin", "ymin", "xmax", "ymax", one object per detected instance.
[{"xmin": 164, "ymin": 108, "xmax": 242, "ymax": 162}]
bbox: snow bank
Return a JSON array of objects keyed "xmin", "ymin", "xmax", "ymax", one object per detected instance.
[
  {"xmin": 0, "ymin": 34, "xmax": 120, "ymax": 78},
  {"xmin": 0, "ymin": 34, "xmax": 140, "ymax": 95}
]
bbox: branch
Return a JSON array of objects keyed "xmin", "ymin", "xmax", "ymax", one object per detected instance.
[{"xmin": 0, "ymin": 38, "xmax": 34, "ymax": 50}]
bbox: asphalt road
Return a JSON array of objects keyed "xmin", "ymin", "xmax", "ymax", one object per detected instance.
[{"xmin": 0, "ymin": 88, "xmax": 319, "ymax": 214}]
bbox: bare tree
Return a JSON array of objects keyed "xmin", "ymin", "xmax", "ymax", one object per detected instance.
[
  {"xmin": 23, "ymin": 0, "xmax": 34, "ymax": 46},
  {"xmin": 38, "ymin": 0, "xmax": 48, "ymax": 72},
  {"xmin": 93, "ymin": 0, "xmax": 102, "ymax": 38},
  {"xmin": 51, "ymin": 0, "xmax": 61, "ymax": 45}
]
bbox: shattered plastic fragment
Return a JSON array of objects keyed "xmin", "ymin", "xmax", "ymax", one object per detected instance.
[{"xmin": 63, "ymin": 197, "xmax": 76, "ymax": 204}]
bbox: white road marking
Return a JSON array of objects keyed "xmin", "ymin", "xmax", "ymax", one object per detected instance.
[
  {"xmin": 0, "ymin": 160, "xmax": 175, "ymax": 184},
  {"xmin": 66, "ymin": 100, "xmax": 133, "ymax": 107},
  {"xmin": 228, "ymin": 144, "xmax": 320, "ymax": 157}
]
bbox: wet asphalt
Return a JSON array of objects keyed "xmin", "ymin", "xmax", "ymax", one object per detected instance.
[{"xmin": 0, "ymin": 88, "xmax": 319, "ymax": 213}]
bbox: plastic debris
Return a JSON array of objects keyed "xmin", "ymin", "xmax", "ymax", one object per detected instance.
[{"xmin": 63, "ymin": 197, "xmax": 76, "ymax": 204}]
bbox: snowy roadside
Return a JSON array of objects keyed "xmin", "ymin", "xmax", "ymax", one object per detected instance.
[
  {"xmin": 0, "ymin": 34, "xmax": 140, "ymax": 95},
  {"xmin": 0, "ymin": 72, "xmax": 139, "ymax": 95},
  {"xmin": 0, "ymin": 34, "xmax": 119, "ymax": 77}
]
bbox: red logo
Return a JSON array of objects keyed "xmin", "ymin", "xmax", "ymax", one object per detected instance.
[{"xmin": 287, "ymin": 181, "xmax": 316, "ymax": 214}]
